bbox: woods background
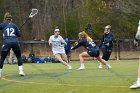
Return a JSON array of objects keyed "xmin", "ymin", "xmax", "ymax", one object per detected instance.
[
  {"xmin": 0, "ymin": 0, "xmax": 140, "ymax": 41},
  {"xmin": 0, "ymin": 0, "xmax": 140, "ymax": 60}
]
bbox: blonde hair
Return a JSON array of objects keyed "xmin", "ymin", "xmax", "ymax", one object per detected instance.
[
  {"xmin": 78, "ymin": 31, "xmax": 92, "ymax": 41},
  {"xmin": 3, "ymin": 12, "xmax": 12, "ymax": 22}
]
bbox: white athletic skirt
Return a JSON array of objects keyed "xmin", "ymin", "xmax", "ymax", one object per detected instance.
[{"xmin": 52, "ymin": 48, "xmax": 65, "ymax": 55}]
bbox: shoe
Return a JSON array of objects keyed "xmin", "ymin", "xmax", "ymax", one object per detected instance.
[
  {"xmin": 130, "ymin": 82, "xmax": 140, "ymax": 89},
  {"xmin": 77, "ymin": 66, "xmax": 86, "ymax": 70},
  {"xmin": 68, "ymin": 66, "xmax": 72, "ymax": 70},
  {"xmin": 19, "ymin": 71, "xmax": 25, "ymax": 76},
  {"xmin": 98, "ymin": 65, "xmax": 102, "ymax": 68}
]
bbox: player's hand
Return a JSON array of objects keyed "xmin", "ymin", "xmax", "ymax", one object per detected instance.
[
  {"xmin": 71, "ymin": 47, "xmax": 74, "ymax": 50},
  {"xmin": 106, "ymin": 43, "xmax": 109, "ymax": 46},
  {"xmin": 75, "ymin": 42, "xmax": 78, "ymax": 45}
]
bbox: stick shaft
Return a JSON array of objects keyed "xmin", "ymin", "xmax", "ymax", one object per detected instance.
[{"xmin": 19, "ymin": 17, "xmax": 31, "ymax": 30}]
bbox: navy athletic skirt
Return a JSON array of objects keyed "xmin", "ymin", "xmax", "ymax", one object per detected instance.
[{"xmin": 87, "ymin": 46, "xmax": 99, "ymax": 57}]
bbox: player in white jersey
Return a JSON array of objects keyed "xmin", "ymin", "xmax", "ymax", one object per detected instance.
[
  {"xmin": 49, "ymin": 28, "xmax": 72, "ymax": 69},
  {"xmin": 130, "ymin": 20, "xmax": 140, "ymax": 89}
]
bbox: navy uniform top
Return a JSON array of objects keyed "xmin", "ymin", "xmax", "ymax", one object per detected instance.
[
  {"xmin": 72, "ymin": 38, "xmax": 99, "ymax": 57},
  {"xmin": 99, "ymin": 32, "xmax": 113, "ymax": 51},
  {"xmin": 64, "ymin": 38, "xmax": 71, "ymax": 54},
  {"xmin": 0, "ymin": 22, "xmax": 20, "ymax": 44},
  {"xmin": 72, "ymin": 38, "xmax": 98, "ymax": 51}
]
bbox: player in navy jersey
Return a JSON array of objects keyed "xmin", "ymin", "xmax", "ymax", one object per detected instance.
[
  {"xmin": 71, "ymin": 31, "xmax": 111, "ymax": 70},
  {"xmin": 0, "ymin": 12, "xmax": 25, "ymax": 77},
  {"xmin": 98, "ymin": 25, "xmax": 114, "ymax": 68}
]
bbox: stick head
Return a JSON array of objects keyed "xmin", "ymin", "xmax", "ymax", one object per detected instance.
[
  {"xmin": 29, "ymin": 8, "xmax": 38, "ymax": 18},
  {"xmin": 85, "ymin": 24, "xmax": 93, "ymax": 32}
]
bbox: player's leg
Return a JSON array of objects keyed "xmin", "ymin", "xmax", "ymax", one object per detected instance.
[
  {"xmin": 0, "ymin": 51, "xmax": 9, "ymax": 77},
  {"xmin": 0, "ymin": 44, "xmax": 10, "ymax": 77},
  {"xmin": 99, "ymin": 49, "xmax": 112, "ymax": 68},
  {"xmin": 61, "ymin": 53, "xmax": 72, "ymax": 69},
  {"xmin": 96, "ymin": 56, "xmax": 112, "ymax": 69},
  {"xmin": 102, "ymin": 51, "xmax": 112, "ymax": 61},
  {"xmin": 55, "ymin": 53, "xmax": 72, "ymax": 69},
  {"xmin": 130, "ymin": 58, "xmax": 140, "ymax": 89},
  {"xmin": 78, "ymin": 52, "xmax": 90, "ymax": 70},
  {"xmin": 98, "ymin": 48, "xmax": 106, "ymax": 68},
  {"xmin": 12, "ymin": 44, "xmax": 25, "ymax": 76}
]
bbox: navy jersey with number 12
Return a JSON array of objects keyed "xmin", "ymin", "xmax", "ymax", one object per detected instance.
[{"xmin": 0, "ymin": 22, "xmax": 20, "ymax": 43}]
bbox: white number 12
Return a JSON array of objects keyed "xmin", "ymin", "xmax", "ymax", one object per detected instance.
[{"xmin": 6, "ymin": 28, "xmax": 15, "ymax": 36}]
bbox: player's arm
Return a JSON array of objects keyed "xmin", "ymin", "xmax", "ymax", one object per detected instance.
[
  {"xmin": 60, "ymin": 36, "xmax": 67, "ymax": 46},
  {"xmin": 134, "ymin": 20, "xmax": 140, "ymax": 46},
  {"xmin": 71, "ymin": 40, "xmax": 83, "ymax": 50},
  {"xmin": 48, "ymin": 36, "xmax": 52, "ymax": 46},
  {"xmin": 14, "ymin": 25, "xmax": 21, "ymax": 37}
]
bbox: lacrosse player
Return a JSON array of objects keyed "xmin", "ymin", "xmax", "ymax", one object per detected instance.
[
  {"xmin": 49, "ymin": 28, "xmax": 72, "ymax": 69},
  {"xmin": 130, "ymin": 20, "xmax": 140, "ymax": 89},
  {"xmin": 0, "ymin": 12, "xmax": 25, "ymax": 78},
  {"xmin": 71, "ymin": 31, "xmax": 111, "ymax": 70},
  {"xmin": 98, "ymin": 25, "xmax": 114, "ymax": 68}
]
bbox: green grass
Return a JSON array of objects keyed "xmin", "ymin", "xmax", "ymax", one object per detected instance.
[{"xmin": 0, "ymin": 60, "xmax": 140, "ymax": 93}]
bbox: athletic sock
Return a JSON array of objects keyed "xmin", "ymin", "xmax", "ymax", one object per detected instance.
[
  {"xmin": 19, "ymin": 66, "xmax": 23, "ymax": 72},
  {"xmin": 80, "ymin": 63, "xmax": 85, "ymax": 67},
  {"xmin": 64, "ymin": 61, "xmax": 70, "ymax": 67},
  {"xmin": 137, "ymin": 78, "xmax": 140, "ymax": 84},
  {"xmin": 99, "ymin": 62, "xmax": 102, "ymax": 66},
  {"xmin": 106, "ymin": 63, "xmax": 111, "ymax": 68}
]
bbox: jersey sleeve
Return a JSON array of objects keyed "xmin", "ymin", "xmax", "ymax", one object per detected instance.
[
  {"xmin": 59, "ymin": 36, "xmax": 66, "ymax": 45},
  {"xmin": 72, "ymin": 40, "xmax": 84, "ymax": 50},
  {"xmin": 48, "ymin": 36, "xmax": 52, "ymax": 45},
  {"xmin": 14, "ymin": 24, "xmax": 21, "ymax": 37}
]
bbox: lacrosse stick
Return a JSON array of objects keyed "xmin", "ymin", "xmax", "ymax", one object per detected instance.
[
  {"xmin": 19, "ymin": 8, "xmax": 38, "ymax": 30},
  {"xmin": 85, "ymin": 24, "xmax": 100, "ymax": 39}
]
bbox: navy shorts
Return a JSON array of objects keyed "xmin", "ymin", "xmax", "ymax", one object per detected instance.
[{"xmin": 87, "ymin": 46, "xmax": 99, "ymax": 57}]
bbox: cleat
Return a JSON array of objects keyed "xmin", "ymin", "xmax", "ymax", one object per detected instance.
[
  {"xmin": 130, "ymin": 82, "xmax": 140, "ymax": 89},
  {"xmin": 77, "ymin": 66, "xmax": 86, "ymax": 70},
  {"xmin": 19, "ymin": 71, "xmax": 25, "ymax": 76},
  {"xmin": 98, "ymin": 65, "xmax": 102, "ymax": 69},
  {"xmin": 68, "ymin": 66, "xmax": 72, "ymax": 70}
]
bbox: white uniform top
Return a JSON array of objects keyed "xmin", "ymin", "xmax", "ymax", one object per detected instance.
[
  {"xmin": 49, "ymin": 35, "xmax": 66, "ymax": 55},
  {"xmin": 135, "ymin": 20, "xmax": 140, "ymax": 40}
]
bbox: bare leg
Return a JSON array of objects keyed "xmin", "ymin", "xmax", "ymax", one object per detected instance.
[
  {"xmin": 130, "ymin": 57, "xmax": 140, "ymax": 88},
  {"xmin": 96, "ymin": 56, "xmax": 111, "ymax": 69},
  {"xmin": 138, "ymin": 58, "xmax": 140, "ymax": 78},
  {"xmin": 78, "ymin": 52, "xmax": 90, "ymax": 70},
  {"xmin": 55, "ymin": 54, "xmax": 72, "ymax": 69},
  {"xmin": 61, "ymin": 53, "xmax": 68, "ymax": 62},
  {"xmin": 96, "ymin": 56, "xmax": 107, "ymax": 65}
]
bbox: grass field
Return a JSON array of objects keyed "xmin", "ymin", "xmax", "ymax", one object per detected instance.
[{"xmin": 0, "ymin": 60, "xmax": 140, "ymax": 93}]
